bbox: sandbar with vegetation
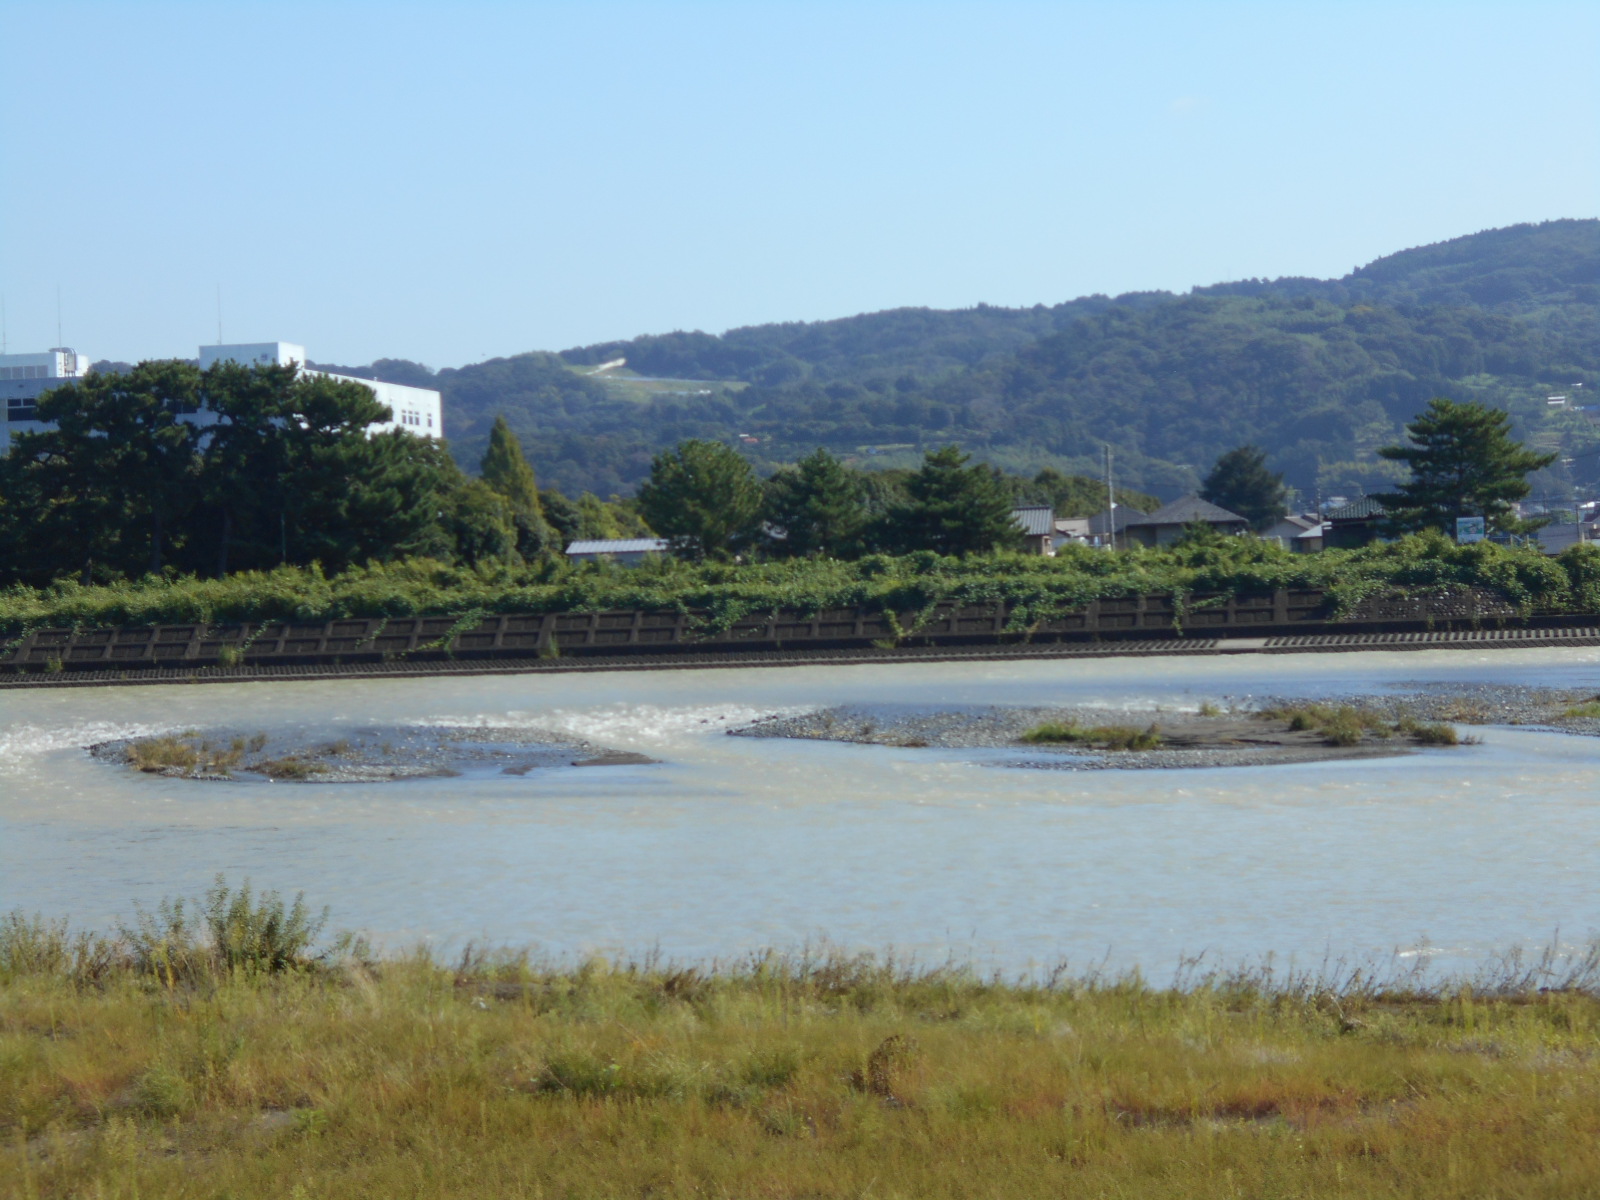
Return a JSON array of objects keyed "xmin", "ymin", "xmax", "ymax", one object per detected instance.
[
  {"xmin": 90, "ymin": 725, "xmax": 655, "ymax": 783},
  {"xmin": 732, "ymin": 683, "xmax": 1600, "ymax": 770}
]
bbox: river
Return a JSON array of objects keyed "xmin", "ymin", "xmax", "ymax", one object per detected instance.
[{"xmin": 2, "ymin": 647, "xmax": 1597, "ymax": 977}]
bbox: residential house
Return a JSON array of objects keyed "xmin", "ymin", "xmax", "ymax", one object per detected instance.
[
  {"xmin": 1122, "ymin": 497, "xmax": 1249, "ymax": 548},
  {"xmin": 1323, "ymin": 498, "xmax": 1387, "ymax": 549},
  {"xmin": 1261, "ymin": 513, "xmax": 1326, "ymax": 553},
  {"xmin": 1011, "ymin": 505, "xmax": 1057, "ymax": 555},
  {"xmin": 1052, "ymin": 516, "xmax": 1091, "ymax": 549},
  {"xmin": 1053, "ymin": 505, "xmax": 1149, "ymax": 550}
]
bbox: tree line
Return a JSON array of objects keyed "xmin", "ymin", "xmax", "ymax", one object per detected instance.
[
  {"xmin": 0, "ymin": 363, "xmax": 643, "ymax": 588},
  {"xmin": 0, "ymin": 359, "xmax": 1153, "ymax": 587},
  {"xmin": 0, "ymin": 352, "xmax": 1552, "ymax": 590}
]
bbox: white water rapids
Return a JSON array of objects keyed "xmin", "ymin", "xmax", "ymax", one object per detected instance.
[{"xmin": 2, "ymin": 647, "xmax": 1597, "ymax": 977}]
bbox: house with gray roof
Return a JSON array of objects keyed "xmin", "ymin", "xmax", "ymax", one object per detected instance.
[
  {"xmin": 1122, "ymin": 497, "xmax": 1249, "ymax": 547},
  {"xmin": 1050, "ymin": 505, "xmax": 1150, "ymax": 550},
  {"xmin": 1324, "ymin": 498, "xmax": 1387, "ymax": 549},
  {"xmin": 1262, "ymin": 513, "xmax": 1326, "ymax": 553},
  {"xmin": 1011, "ymin": 505, "xmax": 1057, "ymax": 554}
]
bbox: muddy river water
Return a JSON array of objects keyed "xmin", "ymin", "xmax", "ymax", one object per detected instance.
[{"xmin": 2, "ymin": 647, "xmax": 1598, "ymax": 976}]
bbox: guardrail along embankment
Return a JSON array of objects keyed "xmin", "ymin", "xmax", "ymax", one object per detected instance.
[{"xmin": 3, "ymin": 587, "xmax": 1599, "ymax": 688}]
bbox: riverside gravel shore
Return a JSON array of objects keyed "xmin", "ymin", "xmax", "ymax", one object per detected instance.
[{"xmin": 728, "ymin": 682, "xmax": 1600, "ymax": 770}]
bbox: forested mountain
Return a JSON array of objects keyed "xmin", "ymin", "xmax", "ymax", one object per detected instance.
[{"xmin": 321, "ymin": 220, "xmax": 1599, "ymax": 501}]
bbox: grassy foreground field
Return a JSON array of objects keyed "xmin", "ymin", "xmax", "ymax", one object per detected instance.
[{"xmin": 5, "ymin": 899, "xmax": 1600, "ymax": 1199}]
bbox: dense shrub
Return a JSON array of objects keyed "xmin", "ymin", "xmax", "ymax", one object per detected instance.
[{"xmin": 0, "ymin": 533, "xmax": 1591, "ymax": 639}]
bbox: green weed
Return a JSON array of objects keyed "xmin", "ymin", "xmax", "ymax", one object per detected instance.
[
  {"xmin": 1021, "ymin": 722, "xmax": 1163, "ymax": 750},
  {"xmin": 1264, "ymin": 704, "xmax": 1463, "ymax": 748},
  {"xmin": 126, "ymin": 733, "xmax": 245, "ymax": 776}
]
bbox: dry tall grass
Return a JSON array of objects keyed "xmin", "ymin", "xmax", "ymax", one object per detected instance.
[{"xmin": 5, "ymin": 903, "xmax": 1600, "ymax": 1198}]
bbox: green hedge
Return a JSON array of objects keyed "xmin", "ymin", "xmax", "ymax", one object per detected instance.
[{"xmin": 2, "ymin": 534, "xmax": 1596, "ymax": 638}]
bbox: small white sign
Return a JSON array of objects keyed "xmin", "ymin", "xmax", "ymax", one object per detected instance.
[{"xmin": 1456, "ymin": 516, "xmax": 1486, "ymax": 543}]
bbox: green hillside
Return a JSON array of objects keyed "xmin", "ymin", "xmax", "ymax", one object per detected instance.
[{"xmin": 322, "ymin": 220, "xmax": 1599, "ymax": 501}]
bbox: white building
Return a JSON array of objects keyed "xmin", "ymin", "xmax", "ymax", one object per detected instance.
[
  {"xmin": 4, "ymin": 341, "xmax": 442, "ymax": 445},
  {"xmin": 2, "ymin": 348, "xmax": 90, "ymax": 428},
  {"xmin": 199, "ymin": 342, "xmax": 443, "ymax": 438}
]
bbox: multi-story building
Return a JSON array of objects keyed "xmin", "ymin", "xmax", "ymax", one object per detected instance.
[
  {"xmin": 198, "ymin": 343, "xmax": 443, "ymax": 437},
  {"xmin": 1, "ymin": 348, "xmax": 91, "ymax": 427},
  {"xmin": 4, "ymin": 341, "xmax": 442, "ymax": 445}
]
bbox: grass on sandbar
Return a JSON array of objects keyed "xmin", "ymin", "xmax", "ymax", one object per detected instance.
[
  {"xmin": 4, "ymin": 882, "xmax": 1600, "ymax": 1198},
  {"xmin": 1259, "ymin": 703, "xmax": 1463, "ymax": 748},
  {"xmin": 123, "ymin": 732, "xmax": 329, "ymax": 779},
  {"xmin": 1020, "ymin": 721, "xmax": 1164, "ymax": 750}
]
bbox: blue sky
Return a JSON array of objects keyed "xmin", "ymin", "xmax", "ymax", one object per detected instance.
[{"xmin": 2, "ymin": 1, "xmax": 1595, "ymax": 368}]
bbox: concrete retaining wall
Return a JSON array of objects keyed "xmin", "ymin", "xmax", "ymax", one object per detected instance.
[{"xmin": 2, "ymin": 587, "xmax": 1583, "ymax": 677}]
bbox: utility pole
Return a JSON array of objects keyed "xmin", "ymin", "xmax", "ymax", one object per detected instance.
[{"xmin": 1104, "ymin": 443, "xmax": 1115, "ymax": 551}]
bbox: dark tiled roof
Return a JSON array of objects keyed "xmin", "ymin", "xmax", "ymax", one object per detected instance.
[
  {"xmin": 1086, "ymin": 506, "xmax": 1148, "ymax": 536},
  {"xmin": 1011, "ymin": 505, "xmax": 1056, "ymax": 536},
  {"xmin": 1326, "ymin": 497, "xmax": 1387, "ymax": 521},
  {"xmin": 1127, "ymin": 496, "xmax": 1249, "ymax": 528}
]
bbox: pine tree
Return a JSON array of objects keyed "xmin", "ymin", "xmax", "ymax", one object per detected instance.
[
  {"xmin": 1200, "ymin": 445, "xmax": 1288, "ymax": 531},
  {"xmin": 636, "ymin": 439, "xmax": 765, "ymax": 560},
  {"xmin": 480, "ymin": 416, "xmax": 542, "ymax": 512},
  {"xmin": 1374, "ymin": 398, "xmax": 1557, "ymax": 534},
  {"xmin": 479, "ymin": 416, "xmax": 556, "ymax": 557},
  {"xmin": 885, "ymin": 445, "xmax": 1019, "ymax": 556},
  {"xmin": 764, "ymin": 448, "xmax": 868, "ymax": 558}
]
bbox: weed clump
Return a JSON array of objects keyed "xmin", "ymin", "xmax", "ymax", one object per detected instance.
[
  {"xmin": 1398, "ymin": 718, "xmax": 1461, "ymax": 746},
  {"xmin": 1320, "ymin": 709, "xmax": 1368, "ymax": 747},
  {"xmin": 120, "ymin": 730, "xmax": 323, "ymax": 779},
  {"xmin": 850, "ymin": 1034, "xmax": 920, "ymax": 1102},
  {"xmin": 115, "ymin": 875, "xmax": 331, "ymax": 983},
  {"xmin": 1020, "ymin": 722, "xmax": 1162, "ymax": 750},
  {"xmin": 126, "ymin": 733, "xmax": 245, "ymax": 776},
  {"xmin": 1260, "ymin": 703, "xmax": 1463, "ymax": 748},
  {"xmin": 254, "ymin": 755, "xmax": 324, "ymax": 780}
]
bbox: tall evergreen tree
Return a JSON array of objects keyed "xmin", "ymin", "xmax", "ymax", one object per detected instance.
[
  {"xmin": 479, "ymin": 415, "xmax": 556, "ymax": 557},
  {"xmin": 1200, "ymin": 445, "xmax": 1288, "ymax": 531},
  {"xmin": 480, "ymin": 416, "xmax": 542, "ymax": 512},
  {"xmin": 764, "ymin": 448, "xmax": 868, "ymax": 558},
  {"xmin": 1374, "ymin": 398, "xmax": 1557, "ymax": 534},
  {"xmin": 883, "ymin": 445, "xmax": 1019, "ymax": 556},
  {"xmin": 636, "ymin": 439, "xmax": 764, "ymax": 560},
  {"xmin": 4, "ymin": 361, "xmax": 202, "ymax": 580},
  {"xmin": 196, "ymin": 360, "xmax": 298, "ymax": 575}
]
